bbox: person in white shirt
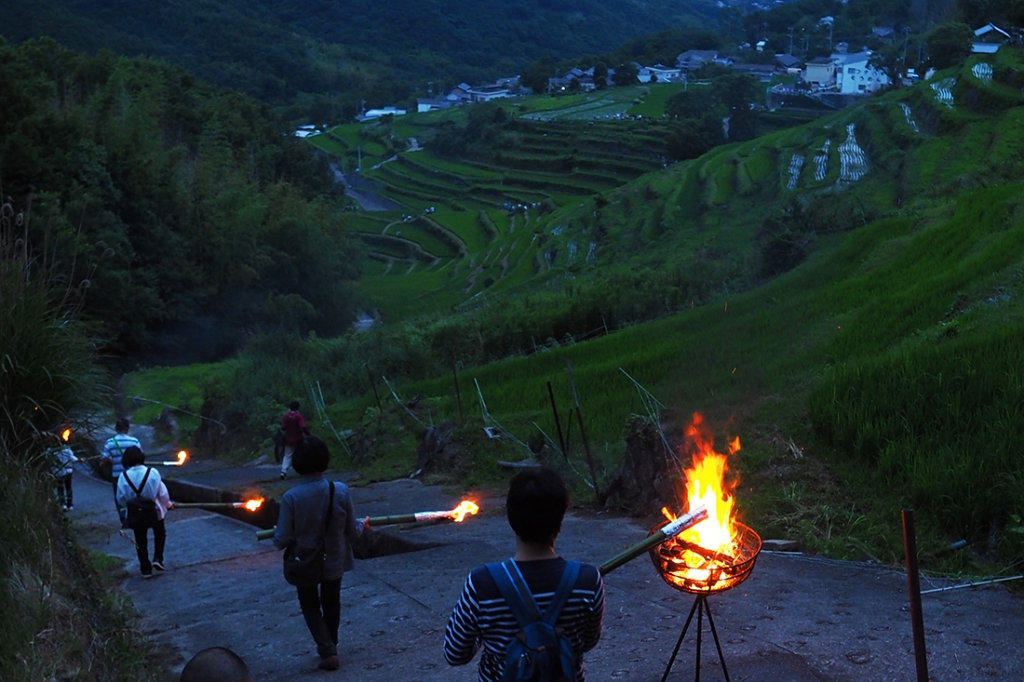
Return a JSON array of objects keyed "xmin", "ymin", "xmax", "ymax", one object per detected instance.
[{"xmin": 116, "ymin": 446, "xmax": 173, "ymax": 578}]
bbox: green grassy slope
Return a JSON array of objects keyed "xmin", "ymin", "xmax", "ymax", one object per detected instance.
[{"xmin": 131, "ymin": 50, "xmax": 1024, "ymax": 569}]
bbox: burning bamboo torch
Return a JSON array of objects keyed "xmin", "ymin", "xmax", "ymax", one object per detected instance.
[
  {"xmin": 598, "ymin": 504, "xmax": 708, "ymax": 576},
  {"xmin": 154, "ymin": 450, "xmax": 189, "ymax": 466},
  {"xmin": 254, "ymin": 500, "xmax": 480, "ymax": 540},
  {"xmin": 173, "ymin": 498, "xmax": 264, "ymax": 511}
]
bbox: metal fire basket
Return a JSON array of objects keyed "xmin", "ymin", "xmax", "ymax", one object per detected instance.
[{"xmin": 647, "ymin": 520, "xmax": 762, "ymax": 682}]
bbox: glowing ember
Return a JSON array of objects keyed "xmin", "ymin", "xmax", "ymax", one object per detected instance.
[
  {"xmin": 176, "ymin": 450, "xmax": 188, "ymax": 465},
  {"xmin": 451, "ymin": 500, "xmax": 480, "ymax": 523},
  {"xmin": 656, "ymin": 413, "xmax": 754, "ymax": 593},
  {"xmin": 239, "ymin": 498, "xmax": 264, "ymax": 512},
  {"xmin": 61, "ymin": 428, "xmax": 72, "ymax": 442}
]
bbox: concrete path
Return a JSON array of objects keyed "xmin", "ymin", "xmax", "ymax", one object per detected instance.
[{"xmin": 69, "ymin": 458, "xmax": 1024, "ymax": 682}]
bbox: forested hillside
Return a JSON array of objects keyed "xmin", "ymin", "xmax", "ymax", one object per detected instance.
[
  {"xmin": 0, "ymin": 38, "xmax": 363, "ymax": 363},
  {"xmin": 5, "ymin": 0, "xmax": 719, "ymax": 121}
]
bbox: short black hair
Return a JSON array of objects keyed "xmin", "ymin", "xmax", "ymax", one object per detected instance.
[
  {"xmin": 289, "ymin": 400, "xmax": 301, "ymax": 411},
  {"xmin": 180, "ymin": 647, "xmax": 253, "ymax": 682},
  {"xmin": 115, "ymin": 418, "xmax": 130, "ymax": 433},
  {"xmin": 506, "ymin": 467, "xmax": 570, "ymax": 546},
  {"xmin": 292, "ymin": 435, "xmax": 329, "ymax": 475},
  {"xmin": 122, "ymin": 445, "xmax": 145, "ymax": 468}
]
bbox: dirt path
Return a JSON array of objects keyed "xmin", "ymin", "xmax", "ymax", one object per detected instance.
[{"xmin": 70, "ymin": 456, "xmax": 1024, "ymax": 681}]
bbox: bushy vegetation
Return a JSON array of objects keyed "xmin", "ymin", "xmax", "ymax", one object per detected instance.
[
  {"xmin": 1, "ymin": 195, "xmax": 156, "ymax": 680},
  {"xmin": 0, "ymin": 39, "xmax": 364, "ymax": 363}
]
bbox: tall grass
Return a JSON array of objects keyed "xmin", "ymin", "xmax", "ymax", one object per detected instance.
[
  {"xmin": 809, "ymin": 323, "xmax": 1024, "ymax": 558},
  {"xmin": 1, "ymin": 195, "xmax": 157, "ymax": 678}
]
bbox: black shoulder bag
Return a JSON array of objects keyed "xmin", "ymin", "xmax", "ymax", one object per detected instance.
[
  {"xmin": 124, "ymin": 468, "xmax": 160, "ymax": 529},
  {"xmin": 282, "ymin": 481, "xmax": 334, "ymax": 587}
]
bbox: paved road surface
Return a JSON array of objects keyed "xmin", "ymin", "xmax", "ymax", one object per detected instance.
[{"xmin": 70, "ymin": 456, "xmax": 1024, "ymax": 681}]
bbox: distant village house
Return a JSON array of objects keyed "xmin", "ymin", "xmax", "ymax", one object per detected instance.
[
  {"xmin": 358, "ymin": 106, "xmax": 407, "ymax": 122},
  {"xmin": 973, "ymin": 23, "xmax": 1011, "ymax": 54}
]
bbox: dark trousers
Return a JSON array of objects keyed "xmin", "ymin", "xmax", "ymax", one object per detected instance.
[
  {"xmin": 132, "ymin": 519, "xmax": 166, "ymax": 575},
  {"xmin": 55, "ymin": 473, "xmax": 73, "ymax": 507},
  {"xmin": 296, "ymin": 578, "xmax": 342, "ymax": 658}
]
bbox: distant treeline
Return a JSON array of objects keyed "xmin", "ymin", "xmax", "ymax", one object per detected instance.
[
  {"xmin": 0, "ymin": 38, "xmax": 364, "ymax": 363},
  {"xmin": 6, "ymin": 0, "xmax": 720, "ymax": 123}
]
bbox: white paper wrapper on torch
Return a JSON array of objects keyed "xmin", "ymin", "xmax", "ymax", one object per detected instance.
[{"xmin": 598, "ymin": 505, "xmax": 709, "ymax": 576}]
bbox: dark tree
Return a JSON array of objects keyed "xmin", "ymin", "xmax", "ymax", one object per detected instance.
[{"xmin": 925, "ymin": 22, "xmax": 974, "ymax": 70}]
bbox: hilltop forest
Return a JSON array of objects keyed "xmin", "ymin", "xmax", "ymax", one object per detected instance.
[{"xmin": 7, "ymin": 0, "xmax": 720, "ymax": 121}]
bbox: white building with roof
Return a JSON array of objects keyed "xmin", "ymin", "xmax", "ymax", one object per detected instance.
[
  {"xmin": 359, "ymin": 106, "xmax": 407, "ymax": 121},
  {"xmin": 833, "ymin": 51, "xmax": 890, "ymax": 94}
]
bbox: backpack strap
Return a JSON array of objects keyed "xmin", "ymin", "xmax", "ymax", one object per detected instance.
[
  {"xmin": 125, "ymin": 467, "xmax": 151, "ymax": 497},
  {"xmin": 486, "ymin": 559, "xmax": 581, "ymax": 629},
  {"xmin": 486, "ymin": 560, "xmax": 540, "ymax": 629},
  {"xmin": 541, "ymin": 560, "xmax": 580, "ymax": 626}
]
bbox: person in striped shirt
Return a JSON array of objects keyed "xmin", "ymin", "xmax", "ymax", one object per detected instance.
[
  {"xmin": 444, "ymin": 468, "xmax": 605, "ymax": 681},
  {"xmin": 102, "ymin": 418, "xmax": 143, "ymax": 527}
]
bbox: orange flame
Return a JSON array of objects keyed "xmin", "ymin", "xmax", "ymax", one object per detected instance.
[
  {"xmin": 176, "ymin": 450, "xmax": 188, "ymax": 465},
  {"xmin": 61, "ymin": 428, "xmax": 72, "ymax": 442},
  {"xmin": 242, "ymin": 498, "xmax": 264, "ymax": 512},
  {"xmin": 660, "ymin": 413, "xmax": 742, "ymax": 588},
  {"xmin": 451, "ymin": 500, "xmax": 480, "ymax": 523}
]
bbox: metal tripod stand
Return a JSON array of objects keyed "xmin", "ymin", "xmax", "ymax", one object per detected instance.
[{"xmin": 660, "ymin": 594, "xmax": 731, "ymax": 682}]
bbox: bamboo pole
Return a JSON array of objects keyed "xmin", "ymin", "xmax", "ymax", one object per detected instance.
[
  {"xmin": 566, "ymin": 361, "xmax": 599, "ymax": 498},
  {"xmin": 546, "ymin": 381, "xmax": 567, "ymax": 460},
  {"xmin": 599, "ymin": 506, "xmax": 708, "ymax": 576},
  {"xmin": 452, "ymin": 355, "xmax": 464, "ymax": 421},
  {"xmin": 172, "ymin": 502, "xmax": 258, "ymax": 509},
  {"xmin": 256, "ymin": 507, "xmax": 478, "ymax": 540}
]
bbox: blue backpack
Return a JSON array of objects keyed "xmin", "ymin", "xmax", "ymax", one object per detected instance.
[{"xmin": 486, "ymin": 559, "xmax": 581, "ymax": 682}]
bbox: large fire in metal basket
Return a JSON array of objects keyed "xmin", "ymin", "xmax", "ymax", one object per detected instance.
[{"xmin": 648, "ymin": 413, "xmax": 761, "ymax": 594}]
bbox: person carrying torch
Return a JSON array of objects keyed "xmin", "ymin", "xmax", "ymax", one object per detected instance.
[
  {"xmin": 444, "ymin": 467, "xmax": 605, "ymax": 682},
  {"xmin": 272, "ymin": 436, "xmax": 367, "ymax": 672},
  {"xmin": 116, "ymin": 446, "xmax": 173, "ymax": 578}
]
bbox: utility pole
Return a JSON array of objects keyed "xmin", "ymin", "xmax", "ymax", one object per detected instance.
[{"xmin": 789, "ymin": 27, "xmax": 794, "ymax": 55}]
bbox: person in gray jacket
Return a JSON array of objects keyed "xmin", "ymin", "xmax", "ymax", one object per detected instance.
[{"xmin": 273, "ymin": 436, "xmax": 367, "ymax": 671}]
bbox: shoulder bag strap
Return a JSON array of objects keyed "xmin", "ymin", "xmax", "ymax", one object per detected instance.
[
  {"xmin": 321, "ymin": 481, "xmax": 335, "ymax": 540},
  {"xmin": 541, "ymin": 560, "xmax": 580, "ymax": 625}
]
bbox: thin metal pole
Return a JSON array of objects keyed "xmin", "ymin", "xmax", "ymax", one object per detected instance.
[
  {"xmin": 695, "ymin": 597, "xmax": 703, "ymax": 682},
  {"xmin": 661, "ymin": 596, "xmax": 701, "ymax": 682},
  {"xmin": 546, "ymin": 381, "xmax": 567, "ymax": 459},
  {"xmin": 902, "ymin": 510, "xmax": 930, "ymax": 682},
  {"xmin": 704, "ymin": 597, "xmax": 732, "ymax": 682}
]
